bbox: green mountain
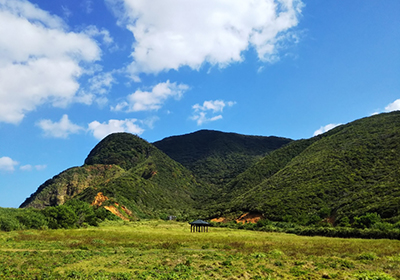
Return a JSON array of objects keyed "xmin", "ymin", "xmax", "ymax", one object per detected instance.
[
  {"xmin": 227, "ymin": 112, "xmax": 400, "ymax": 224},
  {"xmin": 153, "ymin": 129, "xmax": 292, "ymax": 186},
  {"xmin": 20, "ymin": 112, "xmax": 400, "ymax": 226},
  {"xmin": 21, "ymin": 133, "xmax": 206, "ymax": 220}
]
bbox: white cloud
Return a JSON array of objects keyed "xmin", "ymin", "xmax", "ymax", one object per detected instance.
[
  {"xmin": 84, "ymin": 25, "xmax": 114, "ymax": 45},
  {"xmin": 313, "ymin": 123, "xmax": 342, "ymax": 136},
  {"xmin": 75, "ymin": 71, "xmax": 115, "ymax": 106},
  {"xmin": 20, "ymin": 164, "xmax": 32, "ymax": 171},
  {"xmin": 0, "ymin": 156, "xmax": 19, "ymax": 172},
  {"xmin": 192, "ymin": 100, "xmax": 235, "ymax": 125},
  {"xmin": 36, "ymin": 114, "xmax": 84, "ymax": 138},
  {"xmin": 88, "ymin": 119, "xmax": 144, "ymax": 140},
  {"xmin": 34, "ymin": 164, "xmax": 47, "ymax": 170},
  {"xmin": 0, "ymin": 0, "xmax": 101, "ymax": 124},
  {"xmin": 385, "ymin": 99, "xmax": 400, "ymax": 112},
  {"xmin": 88, "ymin": 71, "xmax": 115, "ymax": 95},
  {"xmin": 20, "ymin": 164, "xmax": 47, "ymax": 171},
  {"xmin": 108, "ymin": 0, "xmax": 303, "ymax": 80},
  {"xmin": 112, "ymin": 80, "xmax": 189, "ymax": 112}
]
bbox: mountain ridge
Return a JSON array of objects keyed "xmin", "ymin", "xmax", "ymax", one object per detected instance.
[
  {"xmin": 153, "ymin": 129, "xmax": 292, "ymax": 186},
  {"xmin": 19, "ymin": 112, "xmax": 400, "ymax": 227}
]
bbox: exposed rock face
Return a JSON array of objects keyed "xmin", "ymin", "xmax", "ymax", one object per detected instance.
[
  {"xmin": 20, "ymin": 165, "xmax": 124, "ymax": 209},
  {"xmin": 91, "ymin": 192, "xmax": 109, "ymax": 207},
  {"xmin": 91, "ymin": 192, "xmax": 133, "ymax": 221},
  {"xmin": 236, "ymin": 212, "xmax": 264, "ymax": 224}
]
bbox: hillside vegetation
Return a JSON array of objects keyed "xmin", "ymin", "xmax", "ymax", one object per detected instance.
[
  {"xmin": 153, "ymin": 129, "xmax": 291, "ymax": 186},
  {"xmin": 229, "ymin": 112, "xmax": 400, "ymax": 225},
  {"xmin": 21, "ymin": 133, "xmax": 208, "ymax": 220}
]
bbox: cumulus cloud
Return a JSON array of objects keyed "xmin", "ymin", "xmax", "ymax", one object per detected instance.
[
  {"xmin": 313, "ymin": 123, "xmax": 342, "ymax": 136},
  {"xmin": 88, "ymin": 119, "xmax": 144, "ymax": 140},
  {"xmin": 0, "ymin": 0, "xmax": 101, "ymax": 124},
  {"xmin": 385, "ymin": 99, "xmax": 400, "ymax": 112},
  {"xmin": 191, "ymin": 100, "xmax": 235, "ymax": 125},
  {"xmin": 107, "ymin": 0, "xmax": 303, "ymax": 80},
  {"xmin": 36, "ymin": 114, "xmax": 84, "ymax": 138},
  {"xmin": 74, "ymin": 71, "xmax": 115, "ymax": 106},
  {"xmin": 370, "ymin": 99, "xmax": 400, "ymax": 115},
  {"xmin": 88, "ymin": 72, "xmax": 115, "ymax": 95},
  {"xmin": 0, "ymin": 156, "xmax": 19, "ymax": 172},
  {"xmin": 112, "ymin": 80, "xmax": 189, "ymax": 112}
]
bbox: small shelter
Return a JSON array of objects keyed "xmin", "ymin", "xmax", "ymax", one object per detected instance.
[{"xmin": 189, "ymin": 219, "xmax": 210, "ymax": 232}]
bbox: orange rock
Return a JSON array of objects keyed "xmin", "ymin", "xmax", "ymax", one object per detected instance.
[
  {"xmin": 236, "ymin": 212, "xmax": 263, "ymax": 224},
  {"xmin": 91, "ymin": 192, "xmax": 109, "ymax": 206}
]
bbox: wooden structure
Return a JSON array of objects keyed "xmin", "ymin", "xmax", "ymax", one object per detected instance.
[{"xmin": 189, "ymin": 219, "xmax": 210, "ymax": 232}]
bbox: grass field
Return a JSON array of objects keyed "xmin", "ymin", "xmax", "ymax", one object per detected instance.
[{"xmin": 1, "ymin": 220, "xmax": 400, "ymax": 279}]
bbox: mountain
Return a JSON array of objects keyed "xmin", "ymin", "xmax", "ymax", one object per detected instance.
[
  {"xmin": 153, "ymin": 129, "xmax": 292, "ymax": 186},
  {"xmin": 20, "ymin": 112, "xmax": 400, "ymax": 225},
  {"xmin": 227, "ymin": 112, "xmax": 400, "ymax": 224},
  {"xmin": 21, "ymin": 133, "xmax": 207, "ymax": 220}
]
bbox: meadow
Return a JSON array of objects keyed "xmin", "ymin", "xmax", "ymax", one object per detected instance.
[{"xmin": 1, "ymin": 220, "xmax": 400, "ymax": 279}]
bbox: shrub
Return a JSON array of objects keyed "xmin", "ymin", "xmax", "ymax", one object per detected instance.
[
  {"xmin": 0, "ymin": 216, "xmax": 21, "ymax": 231},
  {"xmin": 337, "ymin": 216, "xmax": 351, "ymax": 227},
  {"xmin": 357, "ymin": 252, "xmax": 378, "ymax": 261},
  {"xmin": 65, "ymin": 200, "xmax": 98, "ymax": 226},
  {"xmin": 16, "ymin": 209, "xmax": 47, "ymax": 229},
  {"xmin": 43, "ymin": 205, "xmax": 78, "ymax": 229},
  {"xmin": 353, "ymin": 213, "xmax": 381, "ymax": 229}
]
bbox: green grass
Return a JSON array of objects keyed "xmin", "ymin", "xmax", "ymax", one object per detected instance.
[{"xmin": 1, "ymin": 220, "xmax": 400, "ymax": 279}]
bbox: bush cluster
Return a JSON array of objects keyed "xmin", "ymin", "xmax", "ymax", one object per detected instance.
[
  {"xmin": 0, "ymin": 200, "xmax": 116, "ymax": 231},
  {"xmin": 211, "ymin": 212, "xmax": 400, "ymax": 240}
]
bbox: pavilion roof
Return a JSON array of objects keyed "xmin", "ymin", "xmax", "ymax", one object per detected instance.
[{"xmin": 189, "ymin": 219, "xmax": 210, "ymax": 225}]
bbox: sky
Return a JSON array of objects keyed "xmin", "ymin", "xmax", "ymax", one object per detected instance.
[{"xmin": 0, "ymin": 0, "xmax": 399, "ymax": 208}]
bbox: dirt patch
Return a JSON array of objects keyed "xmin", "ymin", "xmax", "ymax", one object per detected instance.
[
  {"xmin": 212, "ymin": 212, "xmax": 264, "ymax": 224},
  {"xmin": 104, "ymin": 205, "xmax": 130, "ymax": 221},
  {"xmin": 211, "ymin": 217, "xmax": 228, "ymax": 223},
  {"xmin": 91, "ymin": 192, "xmax": 132, "ymax": 221},
  {"xmin": 91, "ymin": 192, "xmax": 109, "ymax": 206},
  {"xmin": 120, "ymin": 205, "xmax": 132, "ymax": 216},
  {"xmin": 236, "ymin": 212, "xmax": 264, "ymax": 224}
]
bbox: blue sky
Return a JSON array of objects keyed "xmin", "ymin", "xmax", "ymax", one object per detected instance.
[{"xmin": 0, "ymin": 0, "xmax": 399, "ymax": 208}]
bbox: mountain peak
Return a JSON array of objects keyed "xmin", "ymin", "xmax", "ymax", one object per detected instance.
[{"xmin": 84, "ymin": 132, "xmax": 155, "ymax": 170}]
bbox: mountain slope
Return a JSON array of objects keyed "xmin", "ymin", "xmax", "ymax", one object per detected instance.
[
  {"xmin": 20, "ymin": 164, "xmax": 125, "ymax": 209},
  {"xmin": 153, "ymin": 130, "xmax": 292, "ymax": 186},
  {"xmin": 231, "ymin": 112, "xmax": 400, "ymax": 223},
  {"xmin": 21, "ymin": 133, "xmax": 207, "ymax": 219}
]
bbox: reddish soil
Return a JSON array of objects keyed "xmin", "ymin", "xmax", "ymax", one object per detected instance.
[
  {"xmin": 211, "ymin": 217, "xmax": 228, "ymax": 223},
  {"xmin": 104, "ymin": 205, "xmax": 130, "ymax": 221},
  {"xmin": 91, "ymin": 192, "xmax": 109, "ymax": 206},
  {"xmin": 91, "ymin": 192, "xmax": 132, "ymax": 221},
  {"xmin": 212, "ymin": 212, "xmax": 264, "ymax": 224},
  {"xmin": 236, "ymin": 212, "xmax": 264, "ymax": 224}
]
